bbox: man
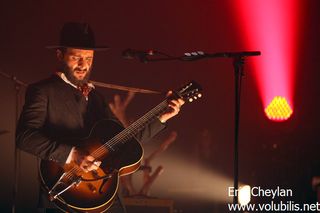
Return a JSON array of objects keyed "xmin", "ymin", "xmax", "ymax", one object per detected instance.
[{"xmin": 16, "ymin": 22, "xmax": 184, "ymax": 212}]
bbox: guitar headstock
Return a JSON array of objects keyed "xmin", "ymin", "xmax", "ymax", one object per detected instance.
[{"xmin": 174, "ymin": 81, "xmax": 202, "ymax": 103}]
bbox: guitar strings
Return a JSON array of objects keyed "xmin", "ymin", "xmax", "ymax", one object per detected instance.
[
  {"xmin": 90, "ymin": 103, "xmax": 167, "ymax": 159},
  {"xmin": 62, "ymin": 100, "xmax": 168, "ymax": 183},
  {"xmin": 57, "ymin": 85, "xmax": 196, "ymax": 189},
  {"xmin": 90, "ymin": 100, "xmax": 168, "ymax": 159}
]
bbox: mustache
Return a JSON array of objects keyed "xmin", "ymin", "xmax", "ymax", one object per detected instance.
[{"xmin": 74, "ymin": 68, "xmax": 88, "ymax": 72}]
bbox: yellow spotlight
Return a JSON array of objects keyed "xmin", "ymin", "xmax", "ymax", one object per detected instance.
[{"xmin": 265, "ymin": 96, "xmax": 293, "ymax": 121}]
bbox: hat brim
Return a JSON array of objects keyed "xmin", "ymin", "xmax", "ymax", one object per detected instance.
[{"xmin": 46, "ymin": 45, "xmax": 110, "ymax": 51}]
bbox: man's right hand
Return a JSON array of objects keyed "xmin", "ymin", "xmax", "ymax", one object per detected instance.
[{"xmin": 67, "ymin": 148, "xmax": 101, "ymax": 172}]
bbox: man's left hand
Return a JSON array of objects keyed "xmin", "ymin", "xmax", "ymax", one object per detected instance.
[{"xmin": 158, "ymin": 91, "xmax": 185, "ymax": 123}]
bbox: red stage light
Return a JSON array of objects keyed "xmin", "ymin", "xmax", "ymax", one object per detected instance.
[
  {"xmin": 234, "ymin": 0, "xmax": 299, "ymax": 121},
  {"xmin": 265, "ymin": 96, "xmax": 293, "ymax": 121}
]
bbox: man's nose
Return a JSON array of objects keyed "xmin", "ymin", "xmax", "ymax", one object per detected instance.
[{"xmin": 77, "ymin": 58, "xmax": 89, "ymax": 68}]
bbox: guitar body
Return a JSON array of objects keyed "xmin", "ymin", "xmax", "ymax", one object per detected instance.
[{"xmin": 39, "ymin": 119, "xmax": 143, "ymax": 212}]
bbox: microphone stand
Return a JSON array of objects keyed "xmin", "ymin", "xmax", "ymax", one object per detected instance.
[
  {"xmin": 232, "ymin": 56, "xmax": 244, "ymax": 208},
  {"xmin": 0, "ymin": 70, "xmax": 27, "ymax": 213},
  {"xmin": 125, "ymin": 50, "xmax": 261, "ymax": 210}
]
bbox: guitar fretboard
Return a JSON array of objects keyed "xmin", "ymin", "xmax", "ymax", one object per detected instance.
[{"xmin": 91, "ymin": 99, "xmax": 168, "ymax": 159}]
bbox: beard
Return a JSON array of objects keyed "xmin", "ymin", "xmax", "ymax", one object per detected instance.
[{"xmin": 61, "ymin": 61, "xmax": 92, "ymax": 87}]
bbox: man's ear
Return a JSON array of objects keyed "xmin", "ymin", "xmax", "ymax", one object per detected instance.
[{"xmin": 56, "ymin": 49, "xmax": 64, "ymax": 61}]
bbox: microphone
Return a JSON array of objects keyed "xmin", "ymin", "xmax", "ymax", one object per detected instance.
[{"xmin": 122, "ymin": 48, "xmax": 155, "ymax": 62}]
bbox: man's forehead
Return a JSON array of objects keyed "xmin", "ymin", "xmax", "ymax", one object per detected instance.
[{"xmin": 66, "ymin": 48, "xmax": 94, "ymax": 56}]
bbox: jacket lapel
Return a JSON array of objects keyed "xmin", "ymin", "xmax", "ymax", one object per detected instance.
[{"xmin": 55, "ymin": 78, "xmax": 85, "ymax": 127}]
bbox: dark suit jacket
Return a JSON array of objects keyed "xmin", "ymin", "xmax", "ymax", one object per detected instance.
[{"xmin": 16, "ymin": 75, "xmax": 165, "ymax": 164}]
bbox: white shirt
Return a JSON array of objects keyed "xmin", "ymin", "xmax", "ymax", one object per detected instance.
[{"xmin": 56, "ymin": 71, "xmax": 95, "ymax": 101}]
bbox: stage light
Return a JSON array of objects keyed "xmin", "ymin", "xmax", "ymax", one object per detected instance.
[
  {"xmin": 234, "ymin": 0, "xmax": 299, "ymax": 121},
  {"xmin": 238, "ymin": 185, "xmax": 251, "ymax": 206},
  {"xmin": 265, "ymin": 96, "xmax": 293, "ymax": 121}
]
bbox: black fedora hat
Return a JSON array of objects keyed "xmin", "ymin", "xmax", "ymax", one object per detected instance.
[{"xmin": 47, "ymin": 22, "xmax": 109, "ymax": 51}]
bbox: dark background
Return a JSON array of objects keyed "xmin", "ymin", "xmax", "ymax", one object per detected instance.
[{"xmin": 0, "ymin": 0, "xmax": 319, "ymax": 212}]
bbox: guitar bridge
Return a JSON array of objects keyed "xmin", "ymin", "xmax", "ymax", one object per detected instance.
[{"xmin": 48, "ymin": 172, "xmax": 81, "ymax": 201}]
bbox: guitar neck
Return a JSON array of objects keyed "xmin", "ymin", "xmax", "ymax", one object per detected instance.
[
  {"xmin": 122, "ymin": 99, "xmax": 168, "ymax": 139},
  {"xmin": 91, "ymin": 80, "xmax": 202, "ymax": 159},
  {"xmin": 95, "ymin": 99, "xmax": 168, "ymax": 156}
]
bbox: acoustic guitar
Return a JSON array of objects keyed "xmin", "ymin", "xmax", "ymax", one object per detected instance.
[{"xmin": 39, "ymin": 81, "xmax": 202, "ymax": 212}]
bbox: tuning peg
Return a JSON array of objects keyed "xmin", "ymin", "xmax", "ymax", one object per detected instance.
[
  {"xmin": 198, "ymin": 93, "xmax": 202, "ymax": 98},
  {"xmin": 188, "ymin": 98, "xmax": 193, "ymax": 102}
]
